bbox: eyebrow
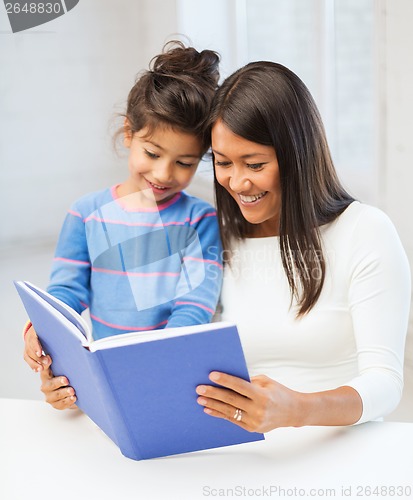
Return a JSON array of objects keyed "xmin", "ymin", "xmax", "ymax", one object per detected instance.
[
  {"xmin": 212, "ymin": 149, "xmax": 269, "ymax": 159},
  {"xmin": 146, "ymin": 140, "xmax": 201, "ymax": 159}
]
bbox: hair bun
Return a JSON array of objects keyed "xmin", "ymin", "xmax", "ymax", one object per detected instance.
[{"xmin": 151, "ymin": 40, "xmax": 220, "ymax": 88}]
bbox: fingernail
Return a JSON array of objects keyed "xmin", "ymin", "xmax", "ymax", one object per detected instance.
[
  {"xmin": 60, "ymin": 377, "xmax": 66, "ymax": 385},
  {"xmin": 210, "ymin": 372, "xmax": 220, "ymax": 381},
  {"xmin": 197, "ymin": 397, "xmax": 207, "ymax": 405},
  {"xmin": 42, "ymin": 358, "xmax": 48, "ymax": 364},
  {"xmin": 36, "ymin": 351, "xmax": 41, "ymax": 357},
  {"xmin": 196, "ymin": 386, "xmax": 206, "ymax": 395}
]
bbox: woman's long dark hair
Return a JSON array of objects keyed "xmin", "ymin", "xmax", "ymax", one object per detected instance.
[{"xmin": 210, "ymin": 62, "xmax": 354, "ymax": 316}]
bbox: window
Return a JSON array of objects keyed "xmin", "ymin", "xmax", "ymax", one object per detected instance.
[
  {"xmin": 245, "ymin": 0, "xmax": 377, "ymax": 202},
  {"xmin": 178, "ymin": 0, "xmax": 378, "ymax": 203}
]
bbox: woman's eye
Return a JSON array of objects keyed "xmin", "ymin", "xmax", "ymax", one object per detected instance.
[
  {"xmin": 247, "ymin": 163, "xmax": 265, "ymax": 170},
  {"xmin": 214, "ymin": 160, "xmax": 231, "ymax": 167},
  {"xmin": 144, "ymin": 150, "xmax": 159, "ymax": 159}
]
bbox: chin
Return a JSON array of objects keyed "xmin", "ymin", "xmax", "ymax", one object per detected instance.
[{"xmin": 238, "ymin": 210, "xmax": 264, "ymax": 225}]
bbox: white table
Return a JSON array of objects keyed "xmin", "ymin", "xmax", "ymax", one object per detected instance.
[{"xmin": 1, "ymin": 398, "xmax": 412, "ymax": 500}]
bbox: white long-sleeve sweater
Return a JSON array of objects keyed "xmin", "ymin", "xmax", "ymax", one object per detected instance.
[{"xmin": 220, "ymin": 201, "xmax": 411, "ymax": 423}]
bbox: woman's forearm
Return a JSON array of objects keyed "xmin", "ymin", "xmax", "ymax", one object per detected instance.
[
  {"xmin": 196, "ymin": 373, "xmax": 364, "ymax": 432},
  {"xmin": 296, "ymin": 385, "xmax": 363, "ymax": 427}
]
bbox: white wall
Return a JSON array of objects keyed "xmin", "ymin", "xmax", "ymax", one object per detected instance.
[
  {"xmin": 0, "ymin": 0, "xmax": 179, "ymax": 399},
  {"xmin": 382, "ymin": 0, "xmax": 413, "ymax": 265},
  {"xmin": 0, "ymin": 0, "xmax": 177, "ymax": 248},
  {"xmin": 381, "ymin": 0, "xmax": 413, "ymax": 420},
  {"xmin": 383, "ymin": 0, "xmax": 413, "ymax": 347}
]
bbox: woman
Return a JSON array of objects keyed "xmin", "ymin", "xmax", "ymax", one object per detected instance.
[{"xmin": 196, "ymin": 61, "xmax": 411, "ymax": 433}]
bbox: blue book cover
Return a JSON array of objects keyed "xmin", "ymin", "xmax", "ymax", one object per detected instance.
[{"xmin": 15, "ymin": 281, "xmax": 264, "ymax": 460}]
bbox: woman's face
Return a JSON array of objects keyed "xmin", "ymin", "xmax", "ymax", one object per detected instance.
[{"xmin": 211, "ymin": 119, "xmax": 281, "ymax": 237}]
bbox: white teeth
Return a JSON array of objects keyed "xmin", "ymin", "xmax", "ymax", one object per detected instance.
[
  {"xmin": 239, "ymin": 192, "xmax": 266, "ymax": 203},
  {"xmin": 150, "ymin": 182, "xmax": 167, "ymax": 190}
]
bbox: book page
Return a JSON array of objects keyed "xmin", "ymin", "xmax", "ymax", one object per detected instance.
[
  {"xmin": 89, "ymin": 321, "xmax": 235, "ymax": 352},
  {"xmin": 22, "ymin": 282, "xmax": 92, "ymax": 343}
]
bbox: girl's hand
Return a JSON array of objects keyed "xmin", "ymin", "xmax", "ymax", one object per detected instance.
[
  {"xmin": 23, "ymin": 326, "xmax": 49, "ymax": 372},
  {"xmin": 40, "ymin": 356, "xmax": 78, "ymax": 410},
  {"xmin": 196, "ymin": 372, "xmax": 303, "ymax": 433}
]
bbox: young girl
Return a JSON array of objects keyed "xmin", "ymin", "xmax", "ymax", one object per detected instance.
[{"xmin": 23, "ymin": 41, "xmax": 223, "ymax": 409}]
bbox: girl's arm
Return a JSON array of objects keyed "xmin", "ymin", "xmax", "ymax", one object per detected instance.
[
  {"xmin": 23, "ymin": 206, "xmax": 90, "ymax": 372},
  {"xmin": 166, "ymin": 207, "xmax": 223, "ymax": 328},
  {"xmin": 23, "ymin": 204, "xmax": 90, "ymax": 407},
  {"xmin": 47, "ymin": 206, "xmax": 91, "ymax": 312}
]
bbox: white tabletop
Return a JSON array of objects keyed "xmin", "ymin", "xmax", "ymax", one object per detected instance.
[{"xmin": 1, "ymin": 398, "xmax": 412, "ymax": 500}]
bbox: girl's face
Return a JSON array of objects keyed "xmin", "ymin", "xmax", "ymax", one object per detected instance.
[
  {"xmin": 121, "ymin": 124, "xmax": 203, "ymax": 204},
  {"xmin": 212, "ymin": 120, "xmax": 281, "ymax": 237}
]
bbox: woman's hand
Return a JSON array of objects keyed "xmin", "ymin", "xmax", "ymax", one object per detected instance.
[
  {"xmin": 196, "ymin": 372, "xmax": 303, "ymax": 433},
  {"xmin": 40, "ymin": 356, "xmax": 78, "ymax": 410},
  {"xmin": 23, "ymin": 326, "xmax": 49, "ymax": 372}
]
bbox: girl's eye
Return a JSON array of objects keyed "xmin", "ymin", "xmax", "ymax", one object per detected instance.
[
  {"xmin": 177, "ymin": 161, "xmax": 194, "ymax": 168},
  {"xmin": 144, "ymin": 150, "xmax": 159, "ymax": 159},
  {"xmin": 247, "ymin": 163, "xmax": 266, "ymax": 170}
]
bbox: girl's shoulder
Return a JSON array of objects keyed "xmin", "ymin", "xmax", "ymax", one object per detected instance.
[
  {"xmin": 68, "ymin": 186, "xmax": 115, "ymax": 216},
  {"xmin": 171, "ymin": 191, "xmax": 217, "ymax": 220}
]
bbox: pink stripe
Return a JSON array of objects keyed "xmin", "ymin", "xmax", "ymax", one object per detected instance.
[
  {"xmin": 175, "ymin": 301, "xmax": 215, "ymax": 314},
  {"xmin": 183, "ymin": 256, "xmax": 223, "ymax": 269},
  {"xmin": 111, "ymin": 185, "xmax": 182, "ymax": 212},
  {"xmin": 92, "ymin": 267, "xmax": 180, "ymax": 277},
  {"xmin": 90, "ymin": 313, "xmax": 168, "ymax": 331},
  {"xmin": 68, "ymin": 209, "xmax": 82, "ymax": 218},
  {"xmin": 54, "ymin": 257, "xmax": 90, "ymax": 266},
  {"xmin": 190, "ymin": 212, "xmax": 216, "ymax": 225},
  {"xmin": 84, "ymin": 215, "xmax": 190, "ymax": 227}
]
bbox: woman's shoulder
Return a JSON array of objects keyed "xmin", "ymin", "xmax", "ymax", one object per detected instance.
[
  {"xmin": 330, "ymin": 201, "xmax": 407, "ymax": 262},
  {"xmin": 332, "ymin": 201, "xmax": 398, "ymax": 238}
]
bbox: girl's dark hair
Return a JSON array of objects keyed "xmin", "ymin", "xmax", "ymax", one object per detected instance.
[
  {"xmin": 210, "ymin": 61, "xmax": 354, "ymax": 316},
  {"xmin": 120, "ymin": 41, "xmax": 220, "ymax": 154}
]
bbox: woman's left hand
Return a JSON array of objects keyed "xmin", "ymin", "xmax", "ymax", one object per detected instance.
[{"xmin": 196, "ymin": 371, "xmax": 303, "ymax": 433}]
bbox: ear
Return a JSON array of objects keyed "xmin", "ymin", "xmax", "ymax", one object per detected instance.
[{"xmin": 123, "ymin": 118, "xmax": 133, "ymax": 148}]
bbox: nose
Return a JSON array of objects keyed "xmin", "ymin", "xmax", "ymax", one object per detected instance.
[
  {"xmin": 228, "ymin": 166, "xmax": 251, "ymax": 193},
  {"xmin": 153, "ymin": 161, "xmax": 174, "ymax": 185}
]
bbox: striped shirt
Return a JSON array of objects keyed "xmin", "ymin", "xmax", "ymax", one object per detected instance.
[{"xmin": 48, "ymin": 185, "xmax": 223, "ymax": 340}]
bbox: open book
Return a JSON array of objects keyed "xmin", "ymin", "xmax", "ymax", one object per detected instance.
[{"xmin": 15, "ymin": 281, "xmax": 264, "ymax": 460}]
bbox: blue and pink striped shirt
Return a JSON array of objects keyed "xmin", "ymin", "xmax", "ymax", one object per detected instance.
[{"xmin": 47, "ymin": 186, "xmax": 223, "ymax": 340}]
